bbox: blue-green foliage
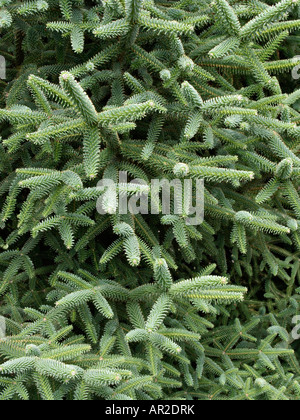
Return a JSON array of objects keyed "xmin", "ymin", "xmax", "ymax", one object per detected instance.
[{"xmin": 0, "ymin": 0, "xmax": 300, "ymax": 400}]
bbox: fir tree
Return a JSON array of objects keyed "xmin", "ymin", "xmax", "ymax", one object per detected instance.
[{"xmin": 0, "ymin": 0, "xmax": 299, "ymax": 400}]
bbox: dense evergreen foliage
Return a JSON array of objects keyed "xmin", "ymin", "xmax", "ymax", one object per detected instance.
[{"xmin": 0, "ymin": 0, "xmax": 300, "ymax": 400}]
